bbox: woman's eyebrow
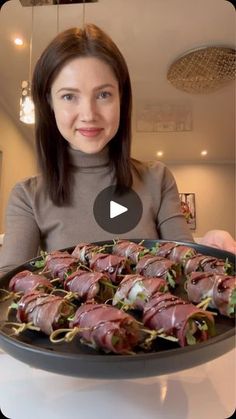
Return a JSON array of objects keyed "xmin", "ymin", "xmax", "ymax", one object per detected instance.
[
  {"xmin": 56, "ymin": 87, "xmax": 79, "ymax": 94},
  {"xmin": 93, "ymin": 83, "xmax": 116, "ymax": 91},
  {"xmin": 56, "ymin": 84, "xmax": 116, "ymax": 94}
]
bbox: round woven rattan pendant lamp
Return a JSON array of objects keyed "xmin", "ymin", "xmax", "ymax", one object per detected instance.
[{"xmin": 167, "ymin": 46, "xmax": 236, "ymax": 94}]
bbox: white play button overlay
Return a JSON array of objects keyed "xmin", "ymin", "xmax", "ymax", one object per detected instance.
[
  {"xmin": 110, "ymin": 201, "xmax": 128, "ymax": 219},
  {"xmin": 93, "ymin": 185, "xmax": 143, "ymax": 234}
]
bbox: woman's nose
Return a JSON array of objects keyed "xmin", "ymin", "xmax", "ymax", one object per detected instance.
[{"xmin": 79, "ymin": 98, "xmax": 96, "ymax": 122}]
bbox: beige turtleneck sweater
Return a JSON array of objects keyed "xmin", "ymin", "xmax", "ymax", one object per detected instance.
[{"xmin": 0, "ymin": 147, "xmax": 192, "ymax": 273}]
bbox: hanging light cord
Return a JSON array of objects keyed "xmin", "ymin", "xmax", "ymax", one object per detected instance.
[
  {"xmin": 57, "ymin": 4, "xmax": 59, "ymax": 33},
  {"xmin": 28, "ymin": 6, "xmax": 34, "ymax": 83},
  {"xmin": 82, "ymin": 0, "xmax": 86, "ymax": 28}
]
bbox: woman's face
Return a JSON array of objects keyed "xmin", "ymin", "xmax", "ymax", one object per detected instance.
[{"xmin": 50, "ymin": 57, "xmax": 120, "ymax": 153}]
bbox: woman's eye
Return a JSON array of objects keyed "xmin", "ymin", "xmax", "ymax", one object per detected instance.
[
  {"xmin": 62, "ymin": 94, "xmax": 75, "ymax": 101},
  {"xmin": 97, "ymin": 91, "xmax": 111, "ymax": 100}
]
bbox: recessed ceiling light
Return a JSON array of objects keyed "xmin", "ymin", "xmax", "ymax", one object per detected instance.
[
  {"xmin": 156, "ymin": 151, "xmax": 163, "ymax": 157},
  {"xmin": 201, "ymin": 150, "xmax": 208, "ymax": 156},
  {"xmin": 14, "ymin": 38, "xmax": 24, "ymax": 46}
]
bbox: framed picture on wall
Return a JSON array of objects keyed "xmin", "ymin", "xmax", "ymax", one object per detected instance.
[{"xmin": 179, "ymin": 193, "xmax": 196, "ymax": 230}]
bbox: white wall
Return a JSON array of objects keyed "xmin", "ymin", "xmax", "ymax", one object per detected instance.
[
  {"xmin": 0, "ymin": 106, "xmax": 36, "ymax": 232},
  {"xmin": 169, "ymin": 163, "xmax": 235, "ymax": 238}
]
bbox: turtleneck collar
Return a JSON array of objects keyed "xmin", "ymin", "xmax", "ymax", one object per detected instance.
[{"xmin": 68, "ymin": 145, "xmax": 110, "ymax": 169}]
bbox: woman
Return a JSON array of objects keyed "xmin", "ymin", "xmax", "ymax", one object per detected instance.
[{"xmin": 0, "ymin": 24, "xmax": 235, "ymax": 274}]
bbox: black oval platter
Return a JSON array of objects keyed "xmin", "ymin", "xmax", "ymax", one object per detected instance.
[{"xmin": 0, "ymin": 240, "xmax": 235, "ymax": 379}]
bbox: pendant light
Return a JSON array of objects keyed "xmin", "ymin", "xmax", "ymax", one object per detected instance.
[
  {"xmin": 19, "ymin": 6, "xmax": 35, "ymax": 125},
  {"xmin": 167, "ymin": 46, "xmax": 236, "ymax": 94}
]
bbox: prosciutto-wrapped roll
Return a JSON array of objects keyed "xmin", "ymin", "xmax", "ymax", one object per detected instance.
[
  {"xmin": 143, "ymin": 292, "xmax": 215, "ymax": 347},
  {"xmin": 69, "ymin": 302, "xmax": 142, "ymax": 354},
  {"xmin": 151, "ymin": 242, "xmax": 177, "ymax": 258},
  {"xmin": 16, "ymin": 290, "xmax": 75, "ymax": 335},
  {"xmin": 45, "ymin": 251, "xmax": 79, "ymax": 281},
  {"xmin": 183, "ymin": 254, "xmax": 232, "ymax": 275},
  {"xmin": 9, "ymin": 270, "xmax": 53, "ymax": 294},
  {"xmin": 113, "ymin": 274, "xmax": 168, "ymax": 310},
  {"xmin": 185, "ymin": 272, "xmax": 236, "ymax": 317},
  {"xmin": 89, "ymin": 253, "xmax": 130, "ymax": 284},
  {"xmin": 112, "ymin": 240, "xmax": 149, "ymax": 265},
  {"xmin": 135, "ymin": 255, "xmax": 180, "ymax": 287},
  {"xmin": 153, "ymin": 242, "xmax": 197, "ymax": 266},
  {"xmin": 64, "ymin": 269, "xmax": 114, "ymax": 303},
  {"xmin": 72, "ymin": 243, "xmax": 103, "ymax": 264}
]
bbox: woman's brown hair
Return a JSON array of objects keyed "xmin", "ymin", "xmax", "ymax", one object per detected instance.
[{"xmin": 32, "ymin": 24, "xmax": 133, "ymax": 205}]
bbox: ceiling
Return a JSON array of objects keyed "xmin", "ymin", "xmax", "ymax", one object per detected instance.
[{"xmin": 0, "ymin": 0, "xmax": 235, "ymax": 163}]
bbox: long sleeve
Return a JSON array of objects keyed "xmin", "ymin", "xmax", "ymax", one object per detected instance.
[
  {"xmin": 0, "ymin": 181, "xmax": 40, "ymax": 275},
  {"xmin": 146, "ymin": 161, "xmax": 193, "ymax": 242}
]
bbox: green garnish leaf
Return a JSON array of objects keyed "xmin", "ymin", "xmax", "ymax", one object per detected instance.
[
  {"xmin": 149, "ymin": 245, "xmax": 158, "ymax": 255},
  {"xmin": 230, "ymin": 288, "xmax": 236, "ymax": 304},
  {"xmin": 137, "ymin": 292, "xmax": 148, "ymax": 301},
  {"xmin": 166, "ymin": 272, "xmax": 176, "ymax": 288},
  {"xmin": 186, "ymin": 329, "xmax": 196, "ymax": 345},
  {"xmin": 34, "ymin": 259, "xmax": 46, "ymax": 269},
  {"xmin": 228, "ymin": 288, "xmax": 236, "ymax": 316},
  {"xmin": 196, "ymin": 320, "xmax": 208, "ymax": 331},
  {"xmin": 138, "ymin": 249, "xmax": 150, "ymax": 259},
  {"xmin": 67, "ymin": 315, "xmax": 75, "ymax": 322},
  {"xmin": 100, "ymin": 280, "xmax": 117, "ymax": 290},
  {"xmin": 66, "ymin": 269, "xmax": 72, "ymax": 277},
  {"xmin": 224, "ymin": 258, "xmax": 233, "ymax": 275},
  {"xmin": 228, "ymin": 306, "xmax": 235, "ymax": 315},
  {"xmin": 31, "ymin": 251, "xmax": 48, "ymax": 268},
  {"xmin": 10, "ymin": 302, "xmax": 19, "ymax": 310},
  {"xmin": 111, "ymin": 335, "xmax": 120, "ymax": 346},
  {"xmin": 157, "ymin": 333, "xmax": 178, "ymax": 342}
]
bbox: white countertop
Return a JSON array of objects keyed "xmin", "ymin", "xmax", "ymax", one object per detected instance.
[{"xmin": 0, "ymin": 347, "xmax": 235, "ymax": 419}]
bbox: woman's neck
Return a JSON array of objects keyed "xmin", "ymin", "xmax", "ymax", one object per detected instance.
[{"xmin": 68, "ymin": 146, "xmax": 110, "ymax": 168}]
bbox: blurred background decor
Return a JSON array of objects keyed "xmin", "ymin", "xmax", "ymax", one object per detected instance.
[{"xmin": 179, "ymin": 193, "xmax": 196, "ymax": 230}]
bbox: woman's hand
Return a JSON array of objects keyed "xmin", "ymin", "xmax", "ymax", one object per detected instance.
[{"xmin": 198, "ymin": 230, "xmax": 236, "ymax": 255}]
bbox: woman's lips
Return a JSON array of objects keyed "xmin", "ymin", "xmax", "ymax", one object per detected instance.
[{"xmin": 77, "ymin": 128, "xmax": 103, "ymax": 138}]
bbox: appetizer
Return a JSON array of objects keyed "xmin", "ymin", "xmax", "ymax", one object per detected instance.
[
  {"xmin": 113, "ymin": 274, "xmax": 168, "ymax": 310},
  {"xmin": 64, "ymin": 269, "xmax": 115, "ymax": 303},
  {"xmin": 67, "ymin": 302, "xmax": 143, "ymax": 354},
  {"xmin": 185, "ymin": 272, "xmax": 236, "ymax": 317},
  {"xmin": 72, "ymin": 243, "xmax": 104, "ymax": 264},
  {"xmin": 16, "ymin": 290, "xmax": 75, "ymax": 335},
  {"xmin": 112, "ymin": 239, "xmax": 149, "ymax": 265},
  {"xmin": 183, "ymin": 254, "xmax": 232, "ymax": 275},
  {"xmin": 8, "ymin": 270, "xmax": 53, "ymax": 295},
  {"xmin": 45, "ymin": 250, "xmax": 80, "ymax": 281},
  {"xmin": 143, "ymin": 292, "xmax": 215, "ymax": 346},
  {"xmin": 135, "ymin": 255, "xmax": 180, "ymax": 287},
  {"xmin": 152, "ymin": 242, "xmax": 197, "ymax": 266},
  {"xmin": 88, "ymin": 252, "xmax": 131, "ymax": 283}
]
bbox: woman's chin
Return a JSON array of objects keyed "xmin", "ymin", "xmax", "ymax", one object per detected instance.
[{"xmin": 68, "ymin": 141, "xmax": 107, "ymax": 154}]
